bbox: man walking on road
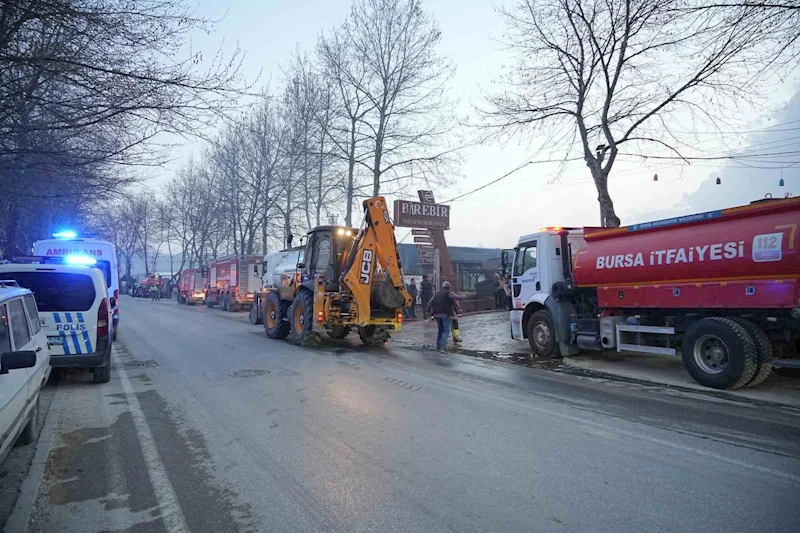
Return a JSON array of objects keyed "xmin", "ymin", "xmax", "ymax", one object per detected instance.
[
  {"xmin": 406, "ymin": 278, "xmax": 418, "ymax": 318},
  {"xmin": 426, "ymin": 281, "xmax": 465, "ymax": 352},
  {"xmin": 419, "ymin": 274, "xmax": 434, "ymax": 319}
]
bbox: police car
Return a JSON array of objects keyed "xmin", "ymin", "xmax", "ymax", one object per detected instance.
[
  {"xmin": 0, "ymin": 281, "xmax": 51, "ymax": 464},
  {"xmin": 0, "ymin": 257, "xmax": 113, "ymax": 383},
  {"xmin": 33, "ymin": 233, "xmax": 121, "ymax": 341}
]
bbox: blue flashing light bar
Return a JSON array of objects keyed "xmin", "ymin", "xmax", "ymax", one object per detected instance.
[
  {"xmin": 52, "ymin": 230, "xmax": 78, "ymax": 239},
  {"xmin": 65, "ymin": 255, "xmax": 97, "ymax": 266}
]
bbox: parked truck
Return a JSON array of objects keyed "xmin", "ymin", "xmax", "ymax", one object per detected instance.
[
  {"xmin": 504, "ymin": 197, "xmax": 800, "ymax": 390},
  {"xmin": 177, "ymin": 269, "xmax": 206, "ymax": 305},
  {"xmin": 250, "ymin": 248, "xmax": 304, "ymax": 324},
  {"xmin": 203, "ymin": 255, "xmax": 263, "ymax": 311}
]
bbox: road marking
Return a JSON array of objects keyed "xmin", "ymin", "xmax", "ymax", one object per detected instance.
[{"xmin": 116, "ymin": 349, "xmax": 191, "ymax": 533}]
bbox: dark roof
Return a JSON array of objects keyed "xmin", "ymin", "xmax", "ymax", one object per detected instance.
[{"xmin": 397, "ymin": 243, "xmax": 501, "ymax": 274}]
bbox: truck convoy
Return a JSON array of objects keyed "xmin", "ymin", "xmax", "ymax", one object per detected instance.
[
  {"xmin": 176, "ymin": 269, "xmax": 206, "ymax": 305},
  {"xmin": 203, "ymin": 255, "xmax": 263, "ymax": 311},
  {"xmin": 506, "ymin": 197, "xmax": 800, "ymax": 390},
  {"xmin": 257, "ymin": 196, "xmax": 410, "ymax": 347}
]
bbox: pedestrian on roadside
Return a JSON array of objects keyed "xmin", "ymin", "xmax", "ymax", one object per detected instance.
[
  {"xmin": 426, "ymin": 281, "xmax": 465, "ymax": 352},
  {"xmin": 419, "ymin": 274, "xmax": 434, "ymax": 319},
  {"xmin": 504, "ymin": 274, "xmax": 513, "ymax": 310},
  {"xmin": 494, "ymin": 272, "xmax": 505, "ymax": 309},
  {"xmin": 149, "ymin": 284, "xmax": 158, "ymax": 301},
  {"xmin": 406, "ymin": 278, "xmax": 418, "ymax": 318}
]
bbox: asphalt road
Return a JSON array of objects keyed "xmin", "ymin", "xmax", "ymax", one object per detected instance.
[{"xmin": 13, "ymin": 296, "xmax": 800, "ymax": 533}]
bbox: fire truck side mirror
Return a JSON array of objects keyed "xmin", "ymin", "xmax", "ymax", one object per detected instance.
[
  {"xmin": 501, "ymin": 250, "xmax": 510, "ymax": 276},
  {"xmin": 253, "ymin": 264, "xmax": 259, "ymax": 275},
  {"xmin": 200, "ymin": 266, "xmax": 208, "ymax": 277}
]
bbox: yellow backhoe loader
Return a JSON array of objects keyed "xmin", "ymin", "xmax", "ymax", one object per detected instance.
[{"xmin": 261, "ymin": 196, "xmax": 411, "ymax": 346}]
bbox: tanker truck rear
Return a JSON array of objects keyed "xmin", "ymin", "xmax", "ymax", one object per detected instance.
[{"xmin": 505, "ymin": 197, "xmax": 800, "ymax": 390}]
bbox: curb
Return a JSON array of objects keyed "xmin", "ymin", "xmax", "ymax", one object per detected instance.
[{"xmin": 4, "ymin": 385, "xmax": 63, "ymax": 533}]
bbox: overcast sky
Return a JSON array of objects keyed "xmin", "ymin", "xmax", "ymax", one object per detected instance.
[{"xmin": 145, "ymin": 0, "xmax": 800, "ymax": 252}]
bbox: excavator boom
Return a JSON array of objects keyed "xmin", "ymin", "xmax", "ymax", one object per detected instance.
[{"xmin": 342, "ymin": 197, "xmax": 411, "ymax": 325}]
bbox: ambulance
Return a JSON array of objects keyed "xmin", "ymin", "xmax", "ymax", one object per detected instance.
[{"xmin": 32, "ymin": 232, "xmax": 121, "ymax": 340}]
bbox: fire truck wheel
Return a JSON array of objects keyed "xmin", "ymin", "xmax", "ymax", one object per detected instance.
[
  {"xmin": 358, "ymin": 326, "xmax": 389, "ymax": 347},
  {"xmin": 328, "ymin": 325, "xmax": 350, "ymax": 339},
  {"xmin": 730, "ymin": 318, "xmax": 774, "ymax": 388},
  {"xmin": 682, "ymin": 317, "xmax": 758, "ymax": 390},
  {"xmin": 264, "ymin": 292, "xmax": 290, "ymax": 339},
  {"xmin": 288, "ymin": 290, "xmax": 315, "ymax": 346},
  {"xmin": 205, "ymin": 296, "xmax": 214, "ymax": 308},
  {"xmin": 527, "ymin": 310, "xmax": 558, "ymax": 358}
]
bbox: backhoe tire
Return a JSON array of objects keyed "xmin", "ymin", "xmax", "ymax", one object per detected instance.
[
  {"xmin": 327, "ymin": 325, "xmax": 350, "ymax": 339},
  {"xmin": 731, "ymin": 318, "xmax": 774, "ymax": 388},
  {"xmin": 358, "ymin": 325, "xmax": 389, "ymax": 347},
  {"xmin": 682, "ymin": 317, "xmax": 758, "ymax": 390},
  {"xmin": 264, "ymin": 292, "xmax": 290, "ymax": 339},
  {"xmin": 288, "ymin": 290, "xmax": 315, "ymax": 346},
  {"xmin": 527, "ymin": 310, "xmax": 559, "ymax": 358}
]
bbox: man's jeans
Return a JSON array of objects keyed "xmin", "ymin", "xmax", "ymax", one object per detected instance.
[{"xmin": 435, "ymin": 316, "xmax": 451, "ymax": 350}]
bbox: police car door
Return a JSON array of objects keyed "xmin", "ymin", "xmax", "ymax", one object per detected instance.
[{"xmin": 38, "ymin": 272, "xmax": 98, "ymax": 356}]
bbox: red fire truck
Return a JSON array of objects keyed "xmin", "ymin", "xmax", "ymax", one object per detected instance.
[
  {"xmin": 203, "ymin": 255, "xmax": 263, "ymax": 312},
  {"xmin": 505, "ymin": 197, "xmax": 800, "ymax": 390},
  {"xmin": 177, "ymin": 268, "xmax": 206, "ymax": 305}
]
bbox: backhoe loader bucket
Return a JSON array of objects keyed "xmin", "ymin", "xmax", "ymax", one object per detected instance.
[{"xmin": 377, "ymin": 277, "xmax": 406, "ymax": 309}]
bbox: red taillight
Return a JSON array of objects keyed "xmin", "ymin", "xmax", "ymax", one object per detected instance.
[
  {"xmin": 98, "ymin": 298, "xmax": 109, "ymax": 338},
  {"xmin": 397, "ymin": 311, "xmax": 403, "ymax": 324},
  {"xmin": 317, "ymin": 311, "xmax": 324, "ymax": 322}
]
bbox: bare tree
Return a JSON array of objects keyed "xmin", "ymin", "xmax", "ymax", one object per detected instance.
[
  {"xmin": 0, "ymin": 0, "xmax": 248, "ymax": 257},
  {"xmin": 318, "ymin": 28, "xmax": 374, "ymax": 226},
  {"xmin": 351, "ymin": 0, "xmax": 460, "ymax": 196},
  {"xmin": 484, "ymin": 0, "xmax": 800, "ymax": 227},
  {"xmin": 245, "ymin": 94, "xmax": 286, "ymax": 255}
]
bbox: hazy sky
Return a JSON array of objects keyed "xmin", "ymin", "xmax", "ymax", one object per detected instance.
[{"xmin": 148, "ymin": 0, "xmax": 800, "ymax": 250}]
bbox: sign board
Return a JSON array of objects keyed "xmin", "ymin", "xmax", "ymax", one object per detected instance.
[
  {"xmin": 411, "ymin": 229, "xmax": 430, "ymax": 236},
  {"xmin": 394, "ymin": 200, "xmax": 450, "ymax": 230},
  {"xmin": 419, "ymin": 258, "xmax": 434, "ymax": 265},
  {"xmin": 418, "ymin": 250, "xmax": 435, "ymax": 258},
  {"xmin": 415, "ymin": 243, "xmax": 434, "ymax": 249},
  {"xmin": 418, "ymin": 190, "xmax": 436, "ymax": 204},
  {"xmin": 414, "ymin": 236, "xmax": 433, "ymax": 244}
]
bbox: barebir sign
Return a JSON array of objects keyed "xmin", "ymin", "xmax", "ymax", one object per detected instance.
[{"xmin": 393, "ymin": 200, "xmax": 450, "ymax": 230}]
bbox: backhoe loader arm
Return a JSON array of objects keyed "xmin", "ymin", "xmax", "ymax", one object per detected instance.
[{"xmin": 342, "ymin": 197, "xmax": 412, "ymax": 325}]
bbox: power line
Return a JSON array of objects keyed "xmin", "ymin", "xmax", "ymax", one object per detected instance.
[{"xmin": 443, "ymin": 156, "xmax": 584, "ymax": 203}]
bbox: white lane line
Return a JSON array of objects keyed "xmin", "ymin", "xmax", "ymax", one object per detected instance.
[{"xmin": 116, "ymin": 349, "xmax": 191, "ymax": 533}]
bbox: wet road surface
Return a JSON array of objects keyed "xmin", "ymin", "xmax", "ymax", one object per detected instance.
[{"xmin": 14, "ymin": 296, "xmax": 800, "ymax": 532}]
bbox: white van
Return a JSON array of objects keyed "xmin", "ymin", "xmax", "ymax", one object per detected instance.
[
  {"xmin": 0, "ymin": 282, "xmax": 51, "ymax": 464},
  {"xmin": 0, "ymin": 262, "xmax": 113, "ymax": 383},
  {"xmin": 32, "ymin": 236, "xmax": 120, "ymax": 340}
]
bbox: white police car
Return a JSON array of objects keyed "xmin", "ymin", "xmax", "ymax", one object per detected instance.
[
  {"xmin": 0, "ymin": 257, "xmax": 113, "ymax": 383},
  {"xmin": 0, "ymin": 281, "xmax": 51, "ymax": 464}
]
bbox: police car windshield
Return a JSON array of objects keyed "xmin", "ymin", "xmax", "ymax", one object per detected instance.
[{"xmin": 3, "ymin": 271, "xmax": 96, "ymax": 311}]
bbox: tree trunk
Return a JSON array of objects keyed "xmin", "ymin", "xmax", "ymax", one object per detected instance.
[
  {"xmin": 588, "ymin": 164, "xmax": 621, "ymax": 228},
  {"xmin": 345, "ymin": 118, "xmax": 357, "ymax": 227},
  {"xmin": 4, "ymin": 204, "xmax": 19, "ymax": 260}
]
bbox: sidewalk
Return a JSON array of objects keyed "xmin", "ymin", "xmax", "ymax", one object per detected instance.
[
  {"xmin": 397, "ymin": 311, "xmax": 527, "ymax": 355},
  {"xmin": 394, "ymin": 310, "xmax": 800, "ymax": 407}
]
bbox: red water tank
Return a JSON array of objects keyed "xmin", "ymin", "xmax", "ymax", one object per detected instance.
[{"xmin": 572, "ymin": 197, "xmax": 800, "ymax": 309}]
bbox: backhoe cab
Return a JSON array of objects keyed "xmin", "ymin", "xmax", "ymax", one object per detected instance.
[{"xmin": 262, "ymin": 196, "xmax": 411, "ymax": 347}]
